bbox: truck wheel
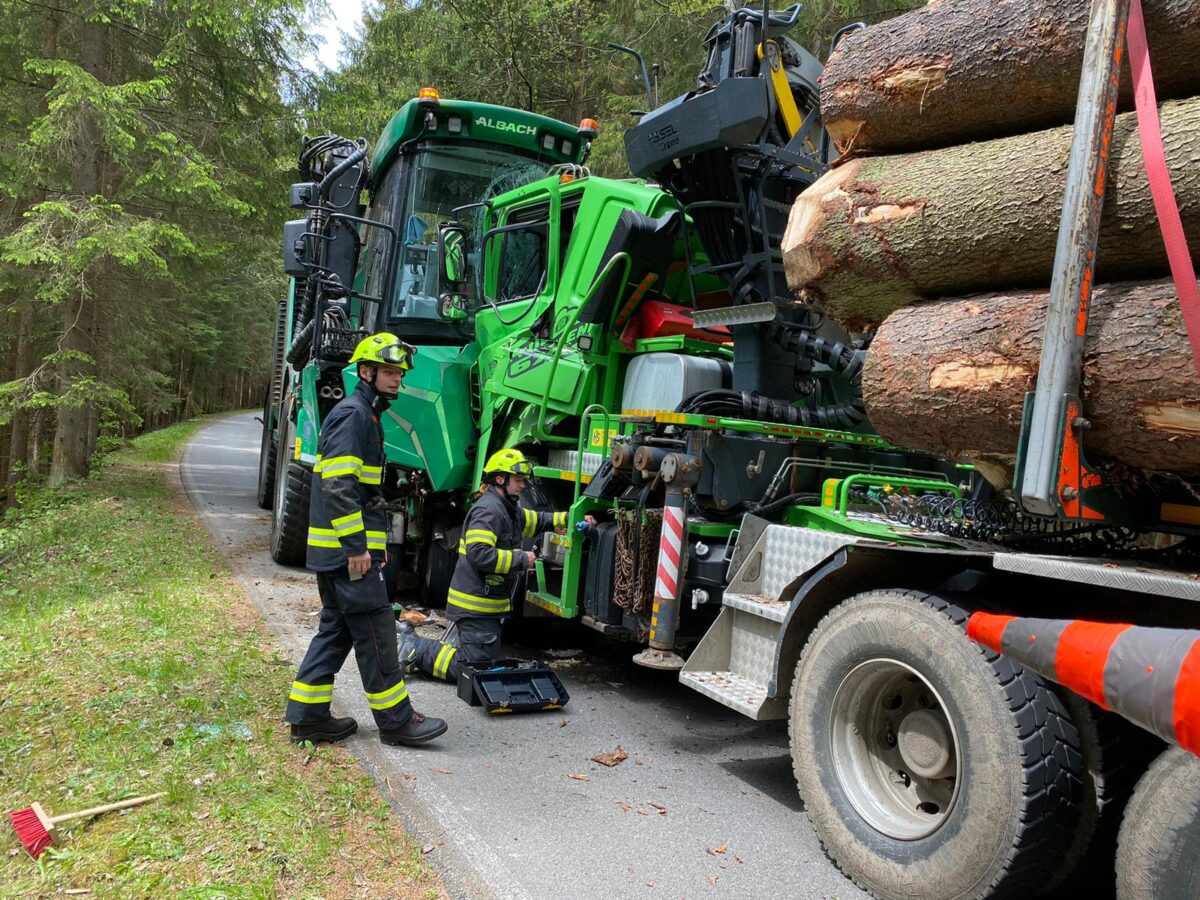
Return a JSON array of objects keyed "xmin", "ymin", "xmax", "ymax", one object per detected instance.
[
  {"xmin": 1053, "ymin": 701, "xmax": 1164, "ymax": 891},
  {"xmin": 255, "ymin": 388, "xmax": 277, "ymax": 510},
  {"xmin": 789, "ymin": 589, "xmax": 1086, "ymax": 900},
  {"xmin": 1115, "ymin": 746, "xmax": 1200, "ymax": 900},
  {"xmin": 421, "ymin": 537, "xmax": 456, "ymax": 608},
  {"xmin": 269, "ymin": 401, "xmax": 310, "ymax": 566}
]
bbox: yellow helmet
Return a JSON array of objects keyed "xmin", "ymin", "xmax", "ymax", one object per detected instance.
[
  {"xmin": 349, "ymin": 332, "xmax": 415, "ymax": 370},
  {"xmin": 483, "ymin": 448, "xmax": 534, "ymax": 478}
]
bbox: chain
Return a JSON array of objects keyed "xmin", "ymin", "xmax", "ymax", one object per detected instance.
[
  {"xmin": 614, "ymin": 509, "xmax": 661, "ymax": 616},
  {"xmin": 882, "ymin": 492, "xmax": 1200, "ymax": 564}
]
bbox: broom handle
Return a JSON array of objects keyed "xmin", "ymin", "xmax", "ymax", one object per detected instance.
[{"xmin": 50, "ymin": 793, "xmax": 166, "ymax": 824}]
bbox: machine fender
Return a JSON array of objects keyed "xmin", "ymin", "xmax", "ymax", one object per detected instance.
[{"xmin": 767, "ymin": 545, "xmax": 991, "ymax": 702}]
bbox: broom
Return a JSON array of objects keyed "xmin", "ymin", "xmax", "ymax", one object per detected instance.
[{"xmin": 8, "ymin": 792, "xmax": 165, "ymax": 859}]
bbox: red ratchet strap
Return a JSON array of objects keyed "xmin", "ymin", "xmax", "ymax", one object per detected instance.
[{"xmin": 1126, "ymin": 0, "xmax": 1200, "ymax": 374}]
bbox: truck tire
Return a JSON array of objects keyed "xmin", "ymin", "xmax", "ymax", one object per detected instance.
[
  {"xmin": 255, "ymin": 387, "xmax": 277, "ymax": 510},
  {"xmin": 1053, "ymin": 701, "xmax": 1164, "ymax": 891},
  {"xmin": 789, "ymin": 589, "xmax": 1087, "ymax": 900},
  {"xmin": 421, "ymin": 536, "xmax": 456, "ymax": 608},
  {"xmin": 1115, "ymin": 746, "xmax": 1200, "ymax": 900},
  {"xmin": 269, "ymin": 401, "xmax": 310, "ymax": 566}
]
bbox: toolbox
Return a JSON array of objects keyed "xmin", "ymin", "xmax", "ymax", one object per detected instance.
[{"xmin": 456, "ymin": 658, "xmax": 570, "ymax": 714}]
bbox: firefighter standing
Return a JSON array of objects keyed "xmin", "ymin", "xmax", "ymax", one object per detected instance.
[
  {"xmin": 400, "ymin": 448, "xmax": 594, "ymax": 682},
  {"xmin": 285, "ymin": 333, "xmax": 447, "ymax": 746}
]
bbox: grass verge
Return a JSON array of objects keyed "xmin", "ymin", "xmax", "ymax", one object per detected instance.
[{"xmin": 0, "ymin": 419, "xmax": 444, "ymax": 898}]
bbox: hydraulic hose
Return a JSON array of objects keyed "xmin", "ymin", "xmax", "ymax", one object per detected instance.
[
  {"xmin": 318, "ymin": 141, "xmax": 367, "ymax": 202},
  {"xmin": 286, "ymin": 319, "xmax": 315, "ymax": 366},
  {"xmin": 678, "ymin": 387, "xmax": 866, "ymax": 431}
]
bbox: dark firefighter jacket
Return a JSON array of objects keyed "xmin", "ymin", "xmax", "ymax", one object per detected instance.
[
  {"xmin": 306, "ymin": 379, "xmax": 390, "ymax": 572},
  {"xmin": 447, "ymin": 486, "xmax": 566, "ymax": 617}
]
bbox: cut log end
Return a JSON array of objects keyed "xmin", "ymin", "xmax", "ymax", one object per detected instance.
[{"xmin": 783, "ymin": 162, "xmax": 861, "ymax": 290}]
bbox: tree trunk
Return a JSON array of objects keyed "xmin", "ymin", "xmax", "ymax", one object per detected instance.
[
  {"xmin": 782, "ymin": 97, "xmax": 1200, "ymax": 331},
  {"xmin": 50, "ymin": 18, "xmax": 106, "ymax": 485},
  {"xmin": 30, "ymin": 408, "xmax": 48, "ymax": 478},
  {"xmin": 6, "ymin": 1, "xmax": 59, "ymax": 500},
  {"xmin": 820, "ymin": 0, "xmax": 1200, "ymax": 154},
  {"xmin": 862, "ymin": 279, "xmax": 1200, "ymax": 475},
  {"xmin": 6, "ymin": 301, "xmax": 37, "ymax": 498}
]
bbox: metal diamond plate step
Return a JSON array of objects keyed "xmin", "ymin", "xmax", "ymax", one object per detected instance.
[
  {"xmin": 678, "ymin": 670, "xmax": 785, "ymax": 720},
  {"xmin": 722, "ymin": 592, "xmax": 789, "ymax": 623},
  {"xmin": 680, "ymin": 606, "xmax": 787, "ymax": 720}
]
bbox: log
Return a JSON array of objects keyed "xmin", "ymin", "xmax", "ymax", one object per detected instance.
[
  {"xmin": 782, "ymin": 97, "xmax": 1200, "ymax": 331},
  {"xmin": 862, "ymin": 279, "xmax": 1200, "ymax": 475},
  {"xmin": 820, "ymin": 0, "xmax": 1200, "ymax": 155}
]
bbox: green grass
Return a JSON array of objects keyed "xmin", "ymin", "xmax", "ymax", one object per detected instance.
[{"xmin": 0, "ymin": 420, "xmax": 443, "ymax": 898}]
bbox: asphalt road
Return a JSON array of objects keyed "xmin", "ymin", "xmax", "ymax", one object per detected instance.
[{"xmin": 181, "ymin": 413, "xmax": 867, "ymax": 900}]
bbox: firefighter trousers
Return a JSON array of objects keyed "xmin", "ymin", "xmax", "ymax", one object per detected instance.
[
  {"xmin": 411, "ymin": 616, "xmax": 504, "ymax": 683},
  {"xmin": 285, "ymin": 565, "xmax": 413, "ymax": 729}
]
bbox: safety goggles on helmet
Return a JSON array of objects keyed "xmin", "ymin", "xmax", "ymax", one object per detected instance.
[
  {"xmin": 483, "ymin": 448, "xmax": 534, "ymax": 478},
  {"xmin": 349, "ymin": 332, "xmax": 415, "ymax": 371},
  {"xmin": 376, "ymin": 342, "xmax": 413, "ymax": 368}
]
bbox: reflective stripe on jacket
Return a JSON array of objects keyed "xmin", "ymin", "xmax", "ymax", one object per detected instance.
[
  {"xmin": 306, "ymin": 379, "xmax": 390, "ymax": 572},
  {"xmin": 446, "ymin": 486, "xmax": 565, "ymax": 618}
]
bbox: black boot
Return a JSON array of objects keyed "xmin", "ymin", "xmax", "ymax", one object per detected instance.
[
  {"xmin": 290, "ymin": 715, "xmax": 358, "ymax": 744},
  {"xmin": 379, "ymin": 710, "xmax": 448, "ymax": 746}
]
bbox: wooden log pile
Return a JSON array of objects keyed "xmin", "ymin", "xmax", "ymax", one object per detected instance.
[
  {"xmin": 782, "ymin": 0, "xmax": 1200, "ymax": 476},
  {"xmin": 818, "ymin": 0, "xmax": 1200, "ymax": 155}
]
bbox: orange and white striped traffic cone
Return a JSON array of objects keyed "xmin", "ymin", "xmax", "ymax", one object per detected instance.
[{"xmin": 967, "ymin": 612, "xmax": 1200, "ymax": 757}]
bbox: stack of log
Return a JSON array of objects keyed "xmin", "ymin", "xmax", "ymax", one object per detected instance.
[{"xmin": 781, "ymin": 0, "xmax": 1200, "ymax": 478}]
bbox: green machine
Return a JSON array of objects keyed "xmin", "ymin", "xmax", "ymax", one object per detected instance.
[
  {"xmin": 262, "ymin": 5, "xmax": 1200, "ymax": 896},
  {"xmin": 258, "ymin": 89, "xmax": 592, "ymax": 599}
]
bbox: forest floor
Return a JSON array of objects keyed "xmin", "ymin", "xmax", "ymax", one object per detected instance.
[{"xmin": 0, "ymin": 419, "xmax": 445, "ymax": 898}]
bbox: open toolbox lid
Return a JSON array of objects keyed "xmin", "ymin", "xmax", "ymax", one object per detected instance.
[{"xmin": 456, "ymin": 658, "xmax": 570, "ymax": 714}]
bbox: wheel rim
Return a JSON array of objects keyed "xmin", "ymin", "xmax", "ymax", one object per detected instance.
[{"xmin": 829, "ymin": 658, "xmax": 962, "ymax": 840}]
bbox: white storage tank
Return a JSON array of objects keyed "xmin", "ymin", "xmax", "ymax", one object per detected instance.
[{"xmin": 621, "ymin": 353, "xmax": 731, "ymax": 414}]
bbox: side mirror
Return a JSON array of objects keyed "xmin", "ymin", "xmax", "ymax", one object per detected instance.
[
  {"xmin": 437, "ymin": 222, "xmax": 470, "ymax": 320},
  {"xmin": 282, "ymin": 219, "xmax": 308, "ymax": 276}
]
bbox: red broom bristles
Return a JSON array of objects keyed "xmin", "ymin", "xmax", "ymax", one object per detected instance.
[{"xmin": 8, "ymin": 807, "xmax": 53, "ymax": 859}]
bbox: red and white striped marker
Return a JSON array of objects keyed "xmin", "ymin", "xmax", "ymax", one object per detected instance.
[
  {"xmin": 968, "ymin": 612, "xmax": 1200, "ymax": 757},
  {"xmin": 653, "ymin": 503, "xmax": 686, "ymax": 615}
]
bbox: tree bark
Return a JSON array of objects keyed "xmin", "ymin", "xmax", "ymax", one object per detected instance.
[
  {"xmin": 6, "ymin": 1, "xmax": 59, "ymax": 501},
  {"xmin": 30, "ymin": 408, "xmax": 48, "ymax": 478},
  {"xmin": 862, "ymin": 279, "xmax": 1200, "ymax": 475},
  {"xmin": 820, "ymin": 0, "xmax": 1200, "ymax": 154},
  {"xmin": 50, "ymin": 18, "xmax": 107, "ymax": 485},
  {"xmin": 782, "ymin": 97, "xmax": 1200, "ymax": 331},
  {"xmin": 6, "ymin": 301, "xmax": 37, "ymax": 497}
]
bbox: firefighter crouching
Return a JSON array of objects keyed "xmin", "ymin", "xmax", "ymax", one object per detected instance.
[
  {"xmin": 400, "ymin": 448, "xmax": 595, "ymax": 682},
  {"xmin": 285, "ymin": 332, "xmax": 447, "ymax": 747}
]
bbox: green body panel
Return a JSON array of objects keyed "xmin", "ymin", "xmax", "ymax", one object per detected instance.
[
  {"xmin": 469, "ymin": 175, "xmax": 712, "ymax": 486},
  {"xmin": 293, "ymin": 365, "xmax": 317, "ymax": 462},
  {"xmin": 340, "ymin": 343, "xmax": 481, "ymax": 493},
  {"xmin": 370, "ymin": 99, "xmax": 584, "ymax": 187}
]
